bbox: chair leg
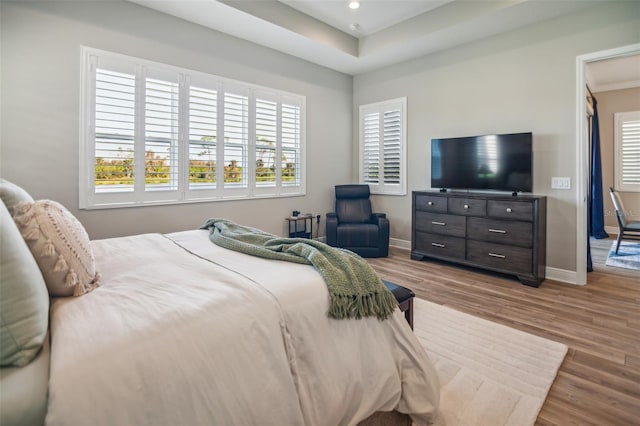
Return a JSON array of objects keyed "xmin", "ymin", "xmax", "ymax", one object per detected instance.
[
  {"xmin": 404, "ymin": 299, "xmax": 414, "ymax": 330},
  {"xmin": 615, "ymin": 232, "xmax": 623, "ymax": 254}
]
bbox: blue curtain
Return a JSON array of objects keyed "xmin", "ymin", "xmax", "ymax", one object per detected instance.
[
  {"xmin": 589, "ymin": 96, "xmax": 609, "ymax": 240},
  {"xmin": 587, "ymin": 224, "xmax": 593, "ymax": 272}
]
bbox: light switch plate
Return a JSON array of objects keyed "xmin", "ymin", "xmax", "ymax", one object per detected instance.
[{"xmin": 551, "ymin": 177, "xmax": 571, "ymax": 189}]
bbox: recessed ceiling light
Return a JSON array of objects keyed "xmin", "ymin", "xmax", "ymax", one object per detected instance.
[{"xmin": 349, "ymin": 1, "xmax": 360, "ymax": 10}]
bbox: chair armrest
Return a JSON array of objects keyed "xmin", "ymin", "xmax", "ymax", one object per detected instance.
[
  {"xmin": 372, "ymin": 214, "xmax": 390, "ymax": 257},
  {"xmin": 326, "ymin": 213, "xmax": 338, "ymax": 247},
  {"xmin": 371, "ymin": 213, "xmax": 389, "ymax": 229}
]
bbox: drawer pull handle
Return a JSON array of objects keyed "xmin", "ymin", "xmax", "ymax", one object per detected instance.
[
  {"xmin": 506, "ymin": 208, "xmax": 513, "ymax": 213},
  {"xmin": 427, "ymin": 201, "xmax": 434, "ymax": 206},
  {"xmin": 431, "ymin": 221, "xmax": 446, "ymax": 226},
  {"xmin": 431, "ymin": 243, "xmax": 445, "ymax": 248},
  {"xmin": 464, "ymin": 204, "xmax": 469, "ymax": 209},
  {"xmin": 488, "ymin": 253, "xmax": 506, "ymax": 259},
  {"xmin": 489, "ymin": 229, "xmax": 507, "ymax": 234}
]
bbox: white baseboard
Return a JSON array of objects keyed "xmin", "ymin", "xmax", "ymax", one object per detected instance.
[
  {"xmin": 389, "ymin": 237, "xmax": 411, "ymax": 250},
  {"xmin": 545, "ymin": 267, "xmax": 582, "ymax": 285}
]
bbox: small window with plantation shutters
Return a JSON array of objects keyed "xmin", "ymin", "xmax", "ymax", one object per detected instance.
[
  {"xmin": 359, "ymin": 98, "xmax": 407, "ymax": 195},
  {"xmin": 80, "ymin": 46, "xmax": 305, "ymax": 209},
  {"xmin": 614, "ymin": 111, "xmax": 640, "ymax": 193}
]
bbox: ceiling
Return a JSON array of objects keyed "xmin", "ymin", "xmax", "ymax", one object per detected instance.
[
  {"xmin": 586, "ymin": 54, "xmax": 640, "ymax": 93},
  {"xmin": 279, "ymin": 0, "xmax": 453, "ymax": 37},
  {"xmin": 131, "ymin": 0, "xmax": 614, "ymax": 76}
]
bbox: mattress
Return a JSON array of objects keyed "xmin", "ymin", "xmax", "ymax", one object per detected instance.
[{"xmin": 45, "ymin": 230, "xmax": 439, "ymax": 425}]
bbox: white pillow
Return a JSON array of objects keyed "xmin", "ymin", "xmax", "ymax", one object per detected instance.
[
  {"xmin": 0, "ymin": 201, "xmax": 49, "ymax": 367},
  {"xmin": 0, "ymin": 178, "xmax": 34, "ymax": 211},
  {"xmin": 13, "ymin": 200, "xmax": 100, "ymax": 297}
]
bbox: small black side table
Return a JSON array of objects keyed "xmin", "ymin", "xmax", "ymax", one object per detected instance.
[{"xmin": 286, "ymin": 214, "xmax": 313, "ymax": 239}]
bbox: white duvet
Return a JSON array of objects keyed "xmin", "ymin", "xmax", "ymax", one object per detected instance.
[{"xmin": 46, "ymin": 230, "xmax": 439, "ymax": 426}]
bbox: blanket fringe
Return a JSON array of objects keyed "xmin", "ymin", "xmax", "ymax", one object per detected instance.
[{"xmin": 328, "ymin": 291, "xmax": 397, "ymax": 321}]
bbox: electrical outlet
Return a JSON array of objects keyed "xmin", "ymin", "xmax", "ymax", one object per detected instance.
[{"xmin": 551, "ymin": 177, "xmax": 571, "ymax": 189}]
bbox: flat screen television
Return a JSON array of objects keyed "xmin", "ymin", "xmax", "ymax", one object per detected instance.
[{"xmin": 431, "ymin": 132, "xmax": 533, "ymax": 193}]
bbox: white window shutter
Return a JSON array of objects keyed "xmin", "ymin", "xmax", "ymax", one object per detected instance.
[
  {"xmin": 383, "ymin": 109, "xmax": 401, "ymax": 185},
  {"xmin": 281, "ymin": 102, "xmax": 301, "ymax": 188},
  {"xmin": 255, "ymin": 98, "xmax": 278, "ymax": 187},
  {"xmin": 621, "ymin": 118, "xmax": 640, "ymax": 185},
  {"xmin": 359, "ymin": 97, "xmax": 406, "ymax": 195},
  {"xmin": 615, "ymin": 111, "xmax": 640, "ymax": 192},
  {"xmin": 223, "ymin": 92, "xmax": 249, "ymax": 189},
  {"xmin": 362, "ymin": 111, "xmax": 380, "ymax": 185},
  {"xmin": 144, "ymin": 76, "xmax": 179, "ymax": 192},
  {"xmin": 94, "ymin": 68, "xmax": 136, "ymax": 193},
  {"xmin": 188, "ymin": 86, "xmax": 217, "ymax": 191}
]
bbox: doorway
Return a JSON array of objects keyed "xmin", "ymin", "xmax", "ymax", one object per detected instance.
[{"xmin": 576, "ymin": 43, "xmax": 640, "ymax": 285}]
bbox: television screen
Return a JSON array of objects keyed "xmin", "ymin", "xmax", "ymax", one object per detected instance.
[{"xmin": 431, "ymin": 132, "xmax": 532, "ymax": 192}]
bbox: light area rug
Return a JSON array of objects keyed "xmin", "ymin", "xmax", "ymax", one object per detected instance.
[
  {"xmin": 414, "ymin": 298, "xmax": 567, "ymax": 426},
  {"xmin": 605, "ymin": 240, "xmax": 640, "ymax": 271}
]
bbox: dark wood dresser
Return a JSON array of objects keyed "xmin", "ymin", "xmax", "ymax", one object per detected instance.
[{"xmin": 411, "ymin": 190, "xmax": 547, "ymax": 286}]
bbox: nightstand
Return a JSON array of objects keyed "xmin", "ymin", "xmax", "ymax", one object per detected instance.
[{"xmin": 285, "ymin": 214, "xmax": 313, "ymax": 238}]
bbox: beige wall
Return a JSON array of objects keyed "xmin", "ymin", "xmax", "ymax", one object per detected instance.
[
  {"xmin": 0, "ymin": 1, "xmax": 353, "ymax": 240},
  {"xmin": 2, "ymin": 1, "xmax": 639, "ymax": 277},
  {"xmin": 594, "ymin": 87, "xmax": 640, "ymax": 230},
  {"xmin": 353, "ymin": 2, "xmax": 640, "ymax": 273}
]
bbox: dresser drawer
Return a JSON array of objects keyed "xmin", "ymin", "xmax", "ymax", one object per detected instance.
[
  {"xmin": 467, "ymin": 240, "xmax": 532, "ymax": 274},
  {"xmin": 467, "ymin": 217, "xmax": 533, "ymax": 248},
  {"xmin": 415, "ymin": 211, "xmax": 465, "ymax": 237},
  {"xmin": 414, "ymin": 194, "xmax": 447, "ymax": 213},
  {"xmin": 448, "ymin": 197, "xmax": 486, "ymax": 216},
  {"xmin": 415, "ymin": 232, "xmax": 465, "ymax": 260},
  {"xmin": 487, "ymin": 200, "xmax": 533, "ymax": 221}
]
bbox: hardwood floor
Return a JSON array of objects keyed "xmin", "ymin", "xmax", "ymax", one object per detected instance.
[{"xmin": 366, "ymin": 237, "xmax": 640, "ymax": 425}]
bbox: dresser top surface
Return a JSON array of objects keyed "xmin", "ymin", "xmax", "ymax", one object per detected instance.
[{"xmin": 413, "ymin": 190, "xmax": 545, "ymax": 201}]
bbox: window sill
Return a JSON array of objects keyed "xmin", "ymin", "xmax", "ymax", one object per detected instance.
[{"xmin": 80, "ymin": 191, "xmax": 306, "ymax": 210}]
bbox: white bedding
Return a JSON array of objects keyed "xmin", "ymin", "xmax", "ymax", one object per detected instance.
[{"xmin": 46, "ymin": 230, "xmax": 439, "ymax": 426}]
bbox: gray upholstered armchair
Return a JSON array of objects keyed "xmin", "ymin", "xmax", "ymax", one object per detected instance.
[{"xmin": 326, "ymin": 184, "xmax": 389, "ymax": 258}]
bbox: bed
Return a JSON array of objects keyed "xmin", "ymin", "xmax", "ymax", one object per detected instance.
[{"xmin": 0, "ymin": 179, "xmax": 440, "ymax": 426}]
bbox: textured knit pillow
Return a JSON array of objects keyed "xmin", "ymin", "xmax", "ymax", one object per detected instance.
[{"xmin": 13, "ymin": 200, "xmax": 100, "ymax": 297}]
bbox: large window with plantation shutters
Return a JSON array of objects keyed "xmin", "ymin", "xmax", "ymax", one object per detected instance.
[
  {"xmin": 80, "ymin": 47, "xmax": 305, "ymax": 209},
  {"xmin": 358, "ymin": 98, "xmax": 407, "ymax": 195},
  {"xmin": 614, "ymin": 111, "xmax": 640, "ymax": 193}
]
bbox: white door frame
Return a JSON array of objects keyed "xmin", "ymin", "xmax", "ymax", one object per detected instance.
[{"xmin": 575, "ymin": 43, "xmax": 640, "ymax": 285}]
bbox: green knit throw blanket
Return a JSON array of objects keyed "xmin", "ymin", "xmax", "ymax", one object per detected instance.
[{"xmin": 200, "ymin": 219, "xmax": 397, "ymax": 320}]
